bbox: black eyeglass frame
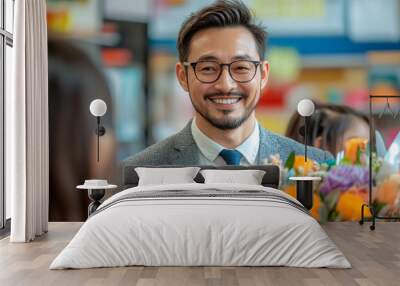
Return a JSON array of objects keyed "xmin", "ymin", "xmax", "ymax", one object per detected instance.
[{"xmin": 183, "ymin": 60, "xmax": 262, "ymax": 83}]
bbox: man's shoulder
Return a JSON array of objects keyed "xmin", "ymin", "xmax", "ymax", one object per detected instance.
[
  {"xmin": 260, "ymin": 127, "xmax": 334, "ymax": 162},
  {"xmin": 261, "ymin": 128, "xmax": 306, "ymax": 151},
  {"xmin": 124, "ymin": 133, "xmax": 179, "ymax": 166}
]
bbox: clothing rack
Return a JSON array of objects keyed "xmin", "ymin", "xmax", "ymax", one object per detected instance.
[{"xmin": 360, "ymin": 95, "xmax": 400, "ymax": 230}]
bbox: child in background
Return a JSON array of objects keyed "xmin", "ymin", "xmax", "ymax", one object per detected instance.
[{"xmin": 285, "ymin": 103, "xmax": 386, "ymax": 158}]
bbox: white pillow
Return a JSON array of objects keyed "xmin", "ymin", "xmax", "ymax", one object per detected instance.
[
  {"xmin": 135, "ymin": 167, "xmax": 201, "ymax": 186},
  {"xmin": 200, "ymin": 169, "xmax": 266, "ymax": 185}
]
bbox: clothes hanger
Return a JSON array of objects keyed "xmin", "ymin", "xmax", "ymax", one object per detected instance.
[
  {"xmin": 394, "ymin": 106, "xmax": 400, "ymax": 119},
  {"xmin": 390, "ymin": 98, "xmax": 400, "ymax": 119},
  {"xmin": 379, "ymin": 97, "xmax": 397, "ymax": 119}
]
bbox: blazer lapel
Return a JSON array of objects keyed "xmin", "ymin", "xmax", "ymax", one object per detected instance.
[
  {"xmin": 170, "ymin": 120, "xmax": 201, "ymax": 165},
  {"xmin": 170, "ymin": 121, "xmax": 279, "ymax": 166},
  {"xmin": 257, "ymin": 126, "xmax": 279, "ymax": 164}
]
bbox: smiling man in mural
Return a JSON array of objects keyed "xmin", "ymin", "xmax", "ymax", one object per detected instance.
[{"xmin": 126, "ymin": 0, "xmax": 332, "ymax": 166}]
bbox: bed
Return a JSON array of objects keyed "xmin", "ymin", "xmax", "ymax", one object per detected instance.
[{"xmin": 50, "ymin": 165, "xmax": 351, "ymax": 269}]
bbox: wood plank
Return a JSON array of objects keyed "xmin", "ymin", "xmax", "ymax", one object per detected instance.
[{"xmin": 0, "ymin": 222, "xmax": 399, "ymax": 286}]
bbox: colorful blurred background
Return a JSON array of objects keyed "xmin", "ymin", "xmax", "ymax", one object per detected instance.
[
  {"xmin": 47, "ymin": 0, "xmax": 400, "ymax": 158},
  {"xmin": 45, "ymin": 0, "xmax": 400, "ymax": 221}
]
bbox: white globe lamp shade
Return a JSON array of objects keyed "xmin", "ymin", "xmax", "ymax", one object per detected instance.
[
  {"xmin": 90, "ymin": 99, "xmax": 107, "ymax": 117},
  {"xmin": 297, "ymin": 99, "xmax": 315, "ymax": 117}
]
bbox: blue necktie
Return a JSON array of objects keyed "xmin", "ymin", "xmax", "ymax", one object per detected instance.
[{"xmin": 219, "ymin": 149, "xmax": 242, "ymax": 165}]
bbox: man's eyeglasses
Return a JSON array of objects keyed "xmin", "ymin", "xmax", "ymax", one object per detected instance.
[{"xmin": 183, "ymin": 60, "xmax": 262, "ymax": 84}]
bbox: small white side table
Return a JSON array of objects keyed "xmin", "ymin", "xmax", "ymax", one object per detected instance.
[
  {"xmin": 77, "ymin": 182, "xmax": 117, "ymax": 216},
  {"xmin": 289, "ymin": 177, "xmax": 321, "ymax": 210}
]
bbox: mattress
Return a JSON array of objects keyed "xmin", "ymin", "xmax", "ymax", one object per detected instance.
[{"xmin": 50, "ymin": 183, "xmax": 351, "ymax": 269}]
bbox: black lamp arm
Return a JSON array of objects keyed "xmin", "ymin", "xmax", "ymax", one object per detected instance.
[
  {"xmin": 95, "ymin": 117, "xmax": 106, "ymax": 136},
  {"xmin": 95, "ymin": 116, "xmax": 106, "ymax": 162},
  {"xmin": 304, "ymin": 116, "xmax": 310, "ymax": 162}
]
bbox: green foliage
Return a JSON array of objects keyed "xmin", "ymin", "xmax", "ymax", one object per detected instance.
[
  {"xmin": 374, "ymin": 202, "xmax": 386, "ymax": 214},
  {"xmin": 284, "ymin": 151, "xmax": 295, "ymax": 170},
  {"xmin": 340, "ymin": 158, "xmax": 352, "ymax": 165},
  {"xmin": 319, "ymin": 205, "xmax": 329, "ymax": 224},
  {"xmin": 324, "ymin": 189, "xmax": 341, "ymax": 211},
  {"xmin": 328, "ymin": 210, "xmax": 340, "ymax": 221},
  {"xmin": 355, "ymin": 146, "xmax": 362, "ymax": 165}
]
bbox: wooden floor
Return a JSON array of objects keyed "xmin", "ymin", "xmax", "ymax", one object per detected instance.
[{"xmin": 0, "ymin": 222, "xmax": 399, "ymax": 286}]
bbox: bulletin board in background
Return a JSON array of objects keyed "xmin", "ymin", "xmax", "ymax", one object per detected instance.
[
  {"xmin": 349, "ymin": 0, "xmax": 400, "ymax": 42},
  {"xmin": 149, "ymin": 0, "xmax": 346, "ymax": 39},
  {"xmin": 250, "ymin": 0, "xmax": 345, "ymax": 36},
  {"xmin": 47, "ymin": 0, "xmax": 101, "ymax": 33},
  {"xmin": 104, "ymin": 0, "xmax": 150, "ymax": 22},
  {"xmin": 149, "ymin": 0, "xmax": 214, "ymax": 40}
]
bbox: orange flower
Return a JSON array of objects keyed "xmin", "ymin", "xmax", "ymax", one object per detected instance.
[
  {"xmin": 293, "ymin": 155, "xmax": 315, "ymax": 175},
  {"xmin": 284, "ymin": 184, "xmax": 296, "ymax": 198},
  {"xmin": 310, "ymin": 193, "xmax": 321, "ymax": 221},
  {"xmin": 348, "ymin": 186, "xmax": 369, "ymax": 203},
  {"xmin": 283, "ymin": 184, "xmax": 321, "ymax": 221},
  {"xmin": 344, "ymin": 138, "xmax": 368, "ymax": 164},
  {"xmin": 336, "ymin": 192, "xmax": 371, "ymax": 221},
  {"xmin": 376, "ymin": 175, "xmax": 400, "ymax": 205}
]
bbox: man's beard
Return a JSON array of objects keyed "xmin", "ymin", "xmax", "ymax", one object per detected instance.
[{"xmin": 190, "ymin": 91, "xmax": 259, "ymax": 130}]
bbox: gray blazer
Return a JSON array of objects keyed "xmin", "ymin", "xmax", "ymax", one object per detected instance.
[{"xmin": 124, "ymin": 120, "xmax": 334, "ymax": 166}]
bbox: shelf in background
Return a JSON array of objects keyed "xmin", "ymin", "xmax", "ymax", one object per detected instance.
[
  {"xmin": 48, "ymin": 30, "xmax": 120, "ymax": 46},
  {"xmin": 301, "ymin": 54, "xmax": 367, "ymax": 69}
]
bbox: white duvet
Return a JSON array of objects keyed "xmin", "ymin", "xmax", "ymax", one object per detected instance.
[{"xmin": 50, "ymin": 183, "xmax": 351, "ymax": 269}]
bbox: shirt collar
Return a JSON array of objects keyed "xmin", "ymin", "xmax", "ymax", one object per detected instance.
[
  {"xmin": 191, "ymin": 117, "xmax": 259, "ymax": 164},
  {"xmin": 191, "ymin": 118, "xmax": 223, "ymax": 161},
  {"xmin": 236, "ymin": 121, "xmax": 259, "ymax": 164}
]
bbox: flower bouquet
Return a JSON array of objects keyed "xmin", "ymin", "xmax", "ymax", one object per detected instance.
[{"xmin": 265, "ymin": 138, "xmax": 383, "ymax": 222}]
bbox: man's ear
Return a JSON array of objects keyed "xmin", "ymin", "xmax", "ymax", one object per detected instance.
[
  {"xmin": 260, "ymin": 60, "xmax": 269, "ymax": 90},
  {"xmin": 176, "ymin": 62, "xmax": 189, "ymax": 92}
]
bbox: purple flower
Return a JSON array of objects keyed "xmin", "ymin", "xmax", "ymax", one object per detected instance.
[{"xmin": 320, "ymin": 165, "xmax": 369, "ymax": 195}]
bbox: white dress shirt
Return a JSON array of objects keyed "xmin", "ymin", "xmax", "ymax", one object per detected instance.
[{"xmin": 191, "ymin": 117, "xmax": 260, "ymax": 165}]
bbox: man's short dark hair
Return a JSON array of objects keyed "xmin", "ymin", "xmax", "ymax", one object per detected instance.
[{"xmin": 177, "ymin": 0, "xmax": 267, "ymax": 63}]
